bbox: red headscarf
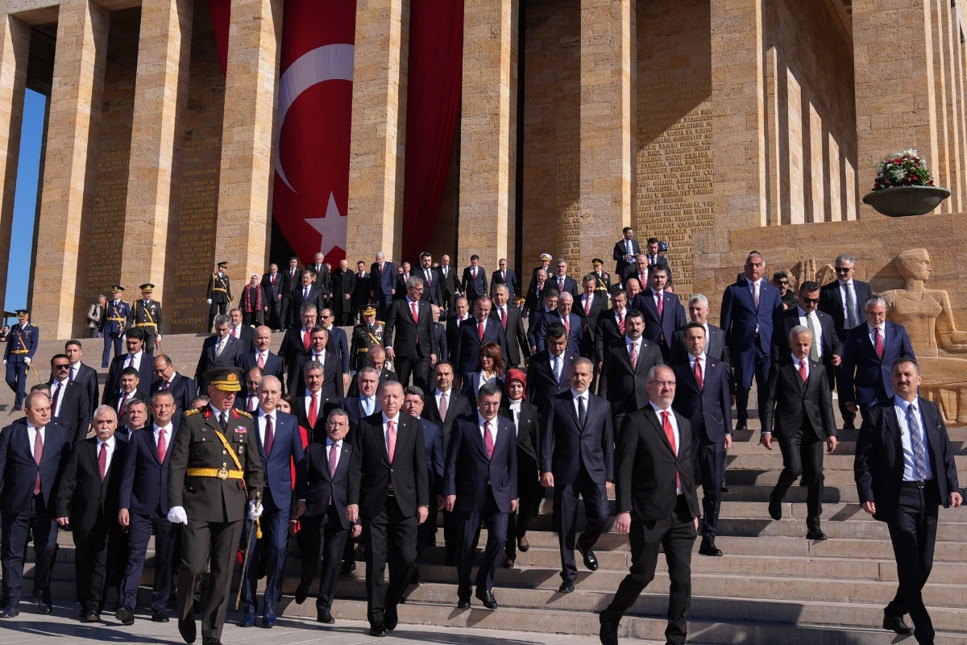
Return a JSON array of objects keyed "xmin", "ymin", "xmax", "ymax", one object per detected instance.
[{"xmin": 504, "ymin": 368, "xmax": 527, "ymax": 400}]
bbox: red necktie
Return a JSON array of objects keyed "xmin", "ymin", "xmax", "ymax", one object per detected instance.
[
  {"xmin": 484, "ymin": 420, "xmax": 494, "ymax": 459},
  {"xmin": 694, "ymin": 358, "xmax": 703, "ymax": 390},
  {"xmin": 232, "ymin": 327, "xmax": 237, "ymax": 338},
  {"xmin": 33, "ymin": 428, "xmax": 43, "ymax": 495},
  {"xmin": 303, "ymin": 328, "xmax": 311, "ymax": 349},
  {"xmin": 387, "ymin": 420, "xmax": 397, "ymax": 463},
  {"xmin": 661, "ymin": 411, "xmax": 680, "ymax": 488},
  {"xmin": 478, "ymin": 319, "xmax": 485, "ymax": 341},
  {"xmin": 308, "ymin": 393, "xmax": 318, "ymax": 427},
  {"xmin": 657, "ymin": 291, "xmax": 664, "ymax": 319},
  {"xmin": 411, "ymin": 301, "xmax": 419, "ymax": 322},
  {"xmin": 874, "ymin": 327, "xmax": 884, "ymax": 358},
  {"xmin": 563, "ymin": 315, "xmax": 570, "ymax": 335},
  {"xmin": 257, "ymin": 352, "xmax": 265, "ymax": 369},
  {"xmin": 157, "ymin": 428, "xmax": 167, "ymax": 462},
  {"xmin": 118, "ymin": 392, "xmax": 128, "ymax": 417},
  {"xmin": 328, "ymin": 441, "xmax": 338, "ymax": 477},
  {"xmin": 500, "ymin": 307, "xmax": 507, "ymax": 329},
  {"xmin": 584, "ymin": 297, "xmax": 591, "ymax": 316},
  {"xmin": 162, "ymin": 380, "xmax": 169, "ymax": 390},
  {"xmin": 472, "ymin": 267, "xmax": 477, "ymax": 279},
  {"xmin": 98, "ymin": 442, "xmax": 107, "ymax": 480},
  {"xmin": 629, "ymin": 341, "xmax": 638, "ymax": 370},
  {"xmin": 799, "ymin": 360, "xmax": 808, "ymax": 382},
  {"xmin": 618, "ymin": 312, "xmax": 625, "ymax": 335},
  {"xmin": 263, "ymin": 415, "xmax": 274, "ymax": 456}
]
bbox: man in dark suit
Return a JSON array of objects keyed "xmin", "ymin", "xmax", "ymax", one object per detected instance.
[
  {"xmin": 623, "ymin": 253, "xmax": 653, "ymax": 293},
  {"xmin": 402, "ymin": 387, "xmax": 445, "ymax": 566},
  {"xmin": 460, "ymin": 255, "xmax": 487, "ymax": 304},
  {"xmin": 294, "ymin": 359, "xmax": 342, "ymax": 442},
  {"xmin": 527, "ymin": 289, "xmax": 560, "ymax": 354},
  {"xmin": 194, "ymin": 315, "xmax": 244, "ymax": 394},
  {"xmin": 289, "ymin": 327, "xmax": 344, "ymax": 400},
  {"xmin": 384, "ymin": 275, "xmax": 437, "ymax": 390},
  {"xmin": 669, "ymin": 293, "xmax": 729, "ymax": 365},
  {"xmin": 576, "ymin": 275, "xmax": 606, "ymax": 360},
  {"xmin": 65, "ymin": 339, "xmax": 99, "ymax": 419},
  {"xmin": 490, "ymin": 257, "xmax": 518, "ymax": 302},
  {"xmin": 633, "ymin": 265, "xmax": 687, "ymax": 361},
  {"xmin": 104, "ymin": 368, "xmax": 143, "ymax": 423},
  {"xmin": 320, "ymin": 306, "xmax": 350, "ymax": 374},
  {"xmin": 346, "ymin": 381, "xmax": 429, "ymax": 636},
  {"xmin": 292, "ymin": 270, "xmax": 325, "ymax": 327},
  {"xmin": 854, "ymin": 357, "xmax": 962, "ymax": 644},
  {"xmin": 599, "ymin": 309, "xmax": 664, "ymax": 430},
  {"xmin": 454, "ymin": 295, "xmax": 508, "ymax": 377},
  {"xmin": 773, "ymin": 281, "xmax": 842, "ymax": 392},
  {"xmin": 331, "ymin": 259, "xmax": 357, "ymax": 326},
  {"xmin": 526, "ymin": 323, "xmax": 579, "ymax": 409},
  {"xmin": 293, "ymin": 407, "xmax": 361, "ymax": 624},
  {"xmin": 527, "ymin": 253, "xmax": 553, "ymax": 297},
  {"xmin": 436, "ymin": 254, "xmax": 460, "ymax": 313},
  {"xmin": 227, "ymin": 308, "xmax": 256, "ymax": 351},
  {"xmin": 761, "ymin": 326, "xmax": 838, "ymax": 540},
  {"xmin": 523, "ymin": 268, "xmax": 549, "ymax": 320},
  {"xmin": 370, "ymin": 252, "xmax": 397, "ymax": 320},
  {"xmin": 279, "ymin": 256, "xmax": 302, "ymax": 328},
  {"xmin": 104, "ymin": 328, "xmax": 154, "ymax": 402},
  {"xmin": 393, "ymin": 262, "xmax": 412, "ymax": 300},
  {"xmin": 352, "ymin": 261, "xmax": 371, "ymax": 322},
  {"xmin": 48, "ymin": 354, "xmax": 92, "ymax": 443},
  {"xmin": 840, "ymin": 296, "xmax": 916, "ymax": 419},
  {"xmin": 116, "ymin": 391, "xmax": 178, "ymax": 624},
  {"xmin": 443, "ymin": 383, "xmax": 517, "ymax": 609},
  {"xmin": 342, "ymin": 367, "xmax": 382, "ymax": 434},
  {"xmin": 151, "ymin": 354, "xmax": 196, "ymax": 416},
  {"xmin": 552, "ymin": 292, "xmax": 583, "ymax": 356},
  {"xmin": 672, "ymin": 323, "xmax": 732, "ymax": 557},
  {"xmin": 308, "ymin": 252, "xmax": 333, "ymax": 308},
  {"xmin": 720, "ymin": 251, "xmax": 784, "ymax": 430},
  {"xmin": 599, "ymin": 365, "xmax": 700, "ymax": 645},
  {"xmin": 551, "ymin": 258, "xmax": 579, "ymax": 300},
  {"xmin": 238, "ymin": 326, "xmax": 285, "ymax": 389},
  {"xmin": 261, "ymin": 262, "xmax": 283, "ymax": 329},
  {"xmin": 539, "ymin": 359, "xmax": 613, "ymax": 592},
  {"xmin": 166, "ymin": 367, "xmax": 263, "ymax": 645},
  {"xmin": 54, "ymin": 405, "xmax": 127, "ymax": 622},
  {"xmin": 279, "ymin": 303, "xmax": 317, "ymax": 377},
  {"xmin": 415, "ymin": 252, "xmax": 443, "ymax": 307},
  {"xmin": 490, "ymin": 285, "xmax": 529, "ymax": 368},
  {"xmin": 445, "ymin": 297, "xmax": 471, "ymax": 363},
  {"xmin": 0, "ymin": 391, "xmax": 72, "ymax": 618},
  {"xmin": 594, "ymin": 289, "xmax": 629, "ymax": 370},
  {"xmin": 239, "ymin": 375, "xmax": 306, "ymax": 628},
  {"xmin": 432, "ymin": 304, "xmax": 448, "ymax": 366},
  {"xmin": 612, "ymin": 226, "xmax": 640, "ymax": 285}
]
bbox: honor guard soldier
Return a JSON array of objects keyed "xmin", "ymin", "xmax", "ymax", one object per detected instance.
[
  {"xmin": 101, "ymin": 285, "xmax": 131, "ymax": 368},
  {"xmin": 167, "ymin": 367, "xmax": 263, "ymax": 645},
  {"xmin": 207, "ymin": 261, "xmax": 233, "ymax": 331},
  {"xmin": 591, "ymin": 258, "xmax": 612, "ymax": 296},
  {"xmin": 128, "ymin": 283, "xmax": 163, "ymax": 355},
  {"xmin": 3, "ymin": 309, "xmax": 38, "ymax": 410},
  {"xmin": 350, "ymin": 305, "xmax": 385, "ymax": 370}
]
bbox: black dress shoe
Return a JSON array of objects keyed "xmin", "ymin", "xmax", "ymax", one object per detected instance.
[
  {"xmin": 116, "ymin": 605, "xmax": 134, "ymax": 625},
  {"xmin": 340, "ymin": 561, "xmax": 356, "ymax": 576},
  {"xmin": 882, "ymin": 614, "xmax": 914, "ymax": 635},
  {"xmin": 84, "ymin": 608, "xmax": 100, "ymax": 623},
  {"xmin": 0, "ymin": 605, "xmax": 19, "ymax": 618},
  {"xmin": 577, "ymin": 544, "xmax": 599, "ymax": 571},
  {"xmin": 503, "ymin": 556, "xmax": 515, "ymax": 569},
  {"xmin": 698, "ymin": 539, "xmax": 723, "ymax": 557},
  {"xmin": 369, "ymin": 623, "xmax": 387, "ymax": 637},
  {"xmin": 178, "ymin": 616, "xmax": 197, "ymax": 644},
  {"xmin": 150, "ymin": 609, "xmax": 169, "ymax": 623},
  {"xmin": 768, "ymin": 495, "xmax": 782, "ymax": 521},
  {"xmin": 475, "ymin": 587, "xmax": 498, "ymax": 610},
  {"xmin": 384, "ymin": 606, "xmax": 398, "ymax": 631},
  {"xmin": 457, "ymin": 600, "xmax": 471, "ymax": 609},
  {"xmin": 294, "ymin": 581, "xmax": 310, "ymax": 604},
  {"xmin": 599, "ymin": 613, "xmax": 619, "ymax": 645},
  {"xmin": 842, "ymin": 421, "xmax": 856, "ymax": 431},
  {"xmin": 720, "ymin": 485, "xmax": 732, "ymax": 494},
  {"xmin": 518, "ymin": 536, "xmax": 530, "ymax": 552},
  {"xmin": 203, "ymin": 639, "xmax": 222, "ymax": 645},
  {"xmin": 36, "ymin": 596, "xmax": 52, "ymax": 614},
  {"xmin": 806, "ymin": 529, "xmax": 827, "ymax": 541},
  {"xmin": 317, "ymin": 609, "xmax": 334, "ymax": 624},
  {"xmin": 558, "ymin": 579, "xmax": 575, "ymax": 593}
]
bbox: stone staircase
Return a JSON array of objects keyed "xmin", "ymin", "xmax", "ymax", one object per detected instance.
[{"xmin": 4, "ymin": 333, "xmax": 967, "ymax": 643}]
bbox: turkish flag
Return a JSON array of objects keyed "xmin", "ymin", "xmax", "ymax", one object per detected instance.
[{"xmin": 272, "ymin": 0, "xmax": 356, "ymax": 264}]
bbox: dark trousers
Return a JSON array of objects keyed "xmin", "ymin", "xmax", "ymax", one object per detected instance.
[
  {"xmin": 554, "ymin": 468, "xmax": 609, "ymax": 583},
  {"xmin": 393, "ymin": 354, "xmax": 430, "ymax": 391},
  {"xmin": 506, "ymin": 451, "xmax": 543, "ymax": 560},
  {"xmin": 72, "ymin": 519, "xmax": 121, "ymax": 612},
  {"xmin": 102, "ymin": 333, "xmax": 123, "ymax": 367},
  {"xmin": 119, "ymin": 510, "xmax": 177, "ymax": 611},
  {"xmin": 0, "ymin": 496, "xmax": 58, "ymax": 607},
  {"xmin": 207, "ymin": 300, "xmax": 228, "ymax": 332},
  {"xmin": 363, "ymin": 496, "xmax": 417, "ymax": 626},
  {"xmin": 241, "ymin": 493, "xmax": 290, "ymax": 614},
  {"xmin": 733, "ymin": 345, "xmax": 772, "ymax": 425},
  {"xmin": 455, "ymin": 491, "xmax": 507, "ymax": 600},
  {"xmin": 602, "ymin": 496, "xmax": 697, "ymax": 645},
  {"xmin": 885, "ymin": 481, "xmax": 941, "ymax": 645},
  {"xmin": 300, "ymin": 506, "xmax": 349, "ymax": 611},
  {"xmin": 280, "ymin": 294, "xmax": 294, "ymax": 329},
  {"xmin": 4, "ymin": 360, "xmax": 26, "ymax": 406},
  {"xmin": 176, "ymin": 518, "xmax": 243, "ymax": 643},
  {"xmin": 771, "ymin": 429, "xmax": 825, "ymax": 530},
  {"xmin": 693, "ymin": 434, "xmax": 726, "ymax": 540}
]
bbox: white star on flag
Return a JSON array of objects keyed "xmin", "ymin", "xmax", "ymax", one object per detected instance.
[{"xmin": 305, "ymin": 192, "xmax": 347, "ymax": 256}]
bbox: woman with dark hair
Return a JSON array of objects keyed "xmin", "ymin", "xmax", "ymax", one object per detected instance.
[
  {"xmin": 499, "ymin": 368, "xmax": 542, "ymax": 568},
  {"xmin": 460, "ymin": 341, "xmax": 505, "ymax": 410}
]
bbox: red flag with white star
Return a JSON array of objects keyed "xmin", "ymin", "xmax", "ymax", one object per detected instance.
[{"xmin": 272, "ymin": 0, "xmax": 356, "ymax": 265}]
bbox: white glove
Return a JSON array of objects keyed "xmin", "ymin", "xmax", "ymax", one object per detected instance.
[
  {"xmin": 206, "ymin": 299, "xmax": 212, "ymax": 305},
  {"xmin": 167, "ymin": 506, "xmax": 188, "ymax": 525},
  {"xmin": 2, "ymin": 360, "xmax": 5, "ymax": 366},
  {"xmin": 247, "ymin": 500, "xmax": 263, "ymax": 520},
  {"xmin": 23, "ymin": 357, "xmax": 30, "ymax": 365}
]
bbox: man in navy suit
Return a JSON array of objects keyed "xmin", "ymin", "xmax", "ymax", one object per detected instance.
[
  {"xmin": 576, "ymin": 275, "xmax": 607, "ymax": 361},
  {"xmin": 48, "ymin": 354, "xmax": 91, "ymax": 443},
  {"xmin": 672, "ymin": 323, "xmax": 732, "ymax": 557},
  {"xmin": 436, "ymin": 254, "xmax": 459, "ymax": 313},
  {"xmin": 279, "ymin": 303, "xmax": 317, "ymax": 377},
  {"xmin": 526, "ymin": 323, "xmax": 578, "ymax": 409},
  {"xmin": 840, "ymin": 296, "xmax": 916, "ymax": 420},
  {"xmin": 65, "ymin": 340, "xmax": 98, "ymax": 419},
  {"xmin": 720, "ymin": 251, "xmax": 784, "ymax": 430},
  {"xmin": 101, "ymin": 287, "xmax": 130, "ymax": 367},
  {"xmin": 491, "ymin": 285, "xmax": 529, "ymax": 368},
  {"xmin": 612, "ymin": 226, "xmax": 640, "ymax": 285},
  {"xmin": 293, "ymin": 408, "xmax": 361, "ymax": 624},
  {"xmin": 384, "ymin": 276, "xmax": 437, "ymax": 390},
  {"xmin": 261, "ymin": 263, "xmax": 283, "ymax": 329},
  {"xmin": 151, "ymin": 354, "xmax": 196, "ymax": 416},
  {"xmin": 4, "ymin": 309, "xmax": 38, "ymax": 411},
  {"xmin": 292, "ymin": 270, "xmax": 325, "ymax": 326},
  {"xmin": 279, "ymin": 257, "xmax": 301, "ymax": 328},
  {"xmin": 490, "ymin": 257, "xmax": 518, "ymax": 302},
  {"xmin": 599, "ymin": 309, "xmax": 664, "ymax": 431},
  {"xmin": 461, "ymin": 255, "xmax": 488, "ymax": 304},
  {"xmin": 761, "ymin": 327, "xmax": 838, "ymax": 540},
  {"xmin": 239, "ymin": 326, "xmax": 285, "ymax": 390},
  {"xmin": 820, "ymin": 254, "xmax": 873, "ymax": 430},
  {"xmin": 104, "ymin": 328, "xmax": 154, "ymax": 402},
  {"xmin": 773, "ymin": 281, "xmax": 842, "ymax": 394},
  {"xmin": 320, "ymin": 307, "xmax": 350, "ymax": 373},
  {"xmin": 342, "ymin": 367, "xmax": 382, "ymax": 433},
  {"xmin": 117, "ymin": 391, "xmax": 179, "ymax": 624},
  {"xmin": 550, "ymin": 258, "xmax": 579, "ymax": 300},
  {"xmin": 228, "ymin": 308, "xmax": 256, "ymax": 352},
  {"xmin": 0, "ymin": 391, "xmax": 72, "ymax": 617},
  {"xmin": 54, "ymin": 405, "xmax": 127, "ymax": 622},
  {"xmin": 370, "ymin": 252, "xmax": 397, "ymax": 320},
  {"xmin": 539, "ymin": 359, "xmax": 613, "ymax": 592},
  {"xmin": 553, "ymin": 293, "xmax": 583, "ymax": 356},
  {"xmin": 527, "ymin": 289, "xmax": 560, "ymax": 354},
  {"xmin": 194, "ymin": 315, "xmax": 244, "ymax": 394},
  {"xmin": 443, "ymin": 383, "xmax": 517, "ymax": 609},
  {"xmin": 854, "ymin": 357, "xmax": 962, "ymax": 643},
  {"xmin": 239, "ymin": 375, "xmax": 306, "ymax": 627},
  {"xmin": 454, "ymin": 295, "xmax": 507, "ymax": 377},
  {"xmin": 289, "ymin": 327, "xmax": 344, "ymax": 400},
  {"xmin": 634, "ymin": 265, "xmax": 687, "ymax": 361},
  {"xmin": 403, "ymin": 387, "xmax": 445, "ymax": 567},
  {"xmin": 669, "ymin": 294, "xmax": 729, "ymax": 365},
  {"xmin": 417, "ymin": 252, "xmax": 443, "ymax": 306},
  {"xmin": 595, "ymin": 290, "xmax": 630, "ymax": 370}
]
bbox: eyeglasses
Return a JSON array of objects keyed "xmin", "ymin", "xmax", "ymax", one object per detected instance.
[
  {"xmin": 835, "ymin": 267, "xmax": 853, "ymax": 273},
  {"xmin": 803, "ymin": 298, "xmax": 821, "ymax": 304}
]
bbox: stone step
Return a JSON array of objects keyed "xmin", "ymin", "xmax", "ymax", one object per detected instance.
[{"xmin": 725, "ymin": 452, "xmax": 967, "ymax": 470}]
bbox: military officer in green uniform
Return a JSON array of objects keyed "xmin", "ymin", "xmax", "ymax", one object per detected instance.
[
  {"xmin": 167, "ymin": 367, "xmax": 263, "ymax": 645},
  {"xmin": 128, "ymin": 283, "xmax": 163, "ymax": 355},
  {"xmin": 591, "ymin": 258, "xmax": 612, "ymax": 295},
  {"xmin": 350, "ymin": 305, "xmax": 386, "ymax": 370},
  {"xmin": 3, "ymin": 309, "xmax": 38, "ymax": 410},
  {"xmin": 207, "ymin": 261, "xmax": 233, "ymax": 332}
]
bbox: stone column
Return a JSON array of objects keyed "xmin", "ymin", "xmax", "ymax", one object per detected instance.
[
  {"xmin": 579, "ymin": 0, "xmax": 635, "ymax": 270},
  {"xmin": 215, "ymin": 0, "xmax": 282, "ymax": 282},
  {"xmin": 709, "ymin": 0, "xmax": 767, "ymax": 231},
  {"xmin": 457, "ymin": 0, "xmax": 518, "ymax": 269},
  {"xmin": 33, "ymin": 0, "xmax": 109, "ymax": 338},
  {"xmin": 0, "ymin": 14, "xmax": 30, "ymax": 310},
  {"xmin": 121, "ymin": 0, "xmax": 192, "ymax": 293},
  {"xmin": 346, "ymin": 0, "xmax": 408, "ymax": 263},
  {"xmin": 852, "ymin": 0, "xmax": 940, "ymax": 217}
]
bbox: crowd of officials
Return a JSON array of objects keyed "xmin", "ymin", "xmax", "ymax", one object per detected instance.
[{"xmin": 0, "ymin": 228, "xmax": 960, "ymax": 645}]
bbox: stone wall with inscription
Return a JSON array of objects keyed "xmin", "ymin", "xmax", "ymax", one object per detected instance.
[
  {"xmin": 521, "ymin": 0, "xmax": 580, "ymax": 267},
  {"xmin": 635, "ymin": 0, "xmax": 712, "ymax": 297},
  {"xmin": 165, "ymin": 2, "xmax": 225, "ymax": 333}
]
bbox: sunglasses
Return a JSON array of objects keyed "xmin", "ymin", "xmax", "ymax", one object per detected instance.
[
  {"xmin": 835, "ymin": 267, "xmax": 852, "ymax": 273},
  {"xmin": 802, "ymin": 298, "xmax": 821, "ymax": 304},
  {"xmin": 53, "ymin": 364, "xmax": 71, "ymax": 370}
]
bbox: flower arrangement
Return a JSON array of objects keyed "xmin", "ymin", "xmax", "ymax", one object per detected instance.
[{"xmin": 871, "ymin": 149, "xmax": 935, "ymax": 190}]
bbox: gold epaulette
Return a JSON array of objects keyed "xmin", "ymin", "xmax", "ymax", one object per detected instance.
[
  {"xmin": 184, "ymin": 408, "xmax": 200, "ymax": 416},
  {"xmin": 235, "ymin": 409, "xmax": 253, "ymax": 418}
]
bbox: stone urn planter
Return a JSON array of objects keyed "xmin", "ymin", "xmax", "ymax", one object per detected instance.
[{"xmin": 862, "ymin": 185, "xmax": 951, "ymax": 217}]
